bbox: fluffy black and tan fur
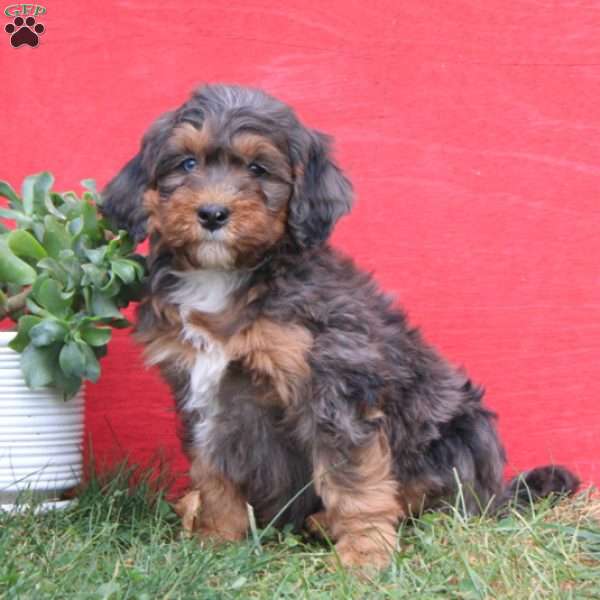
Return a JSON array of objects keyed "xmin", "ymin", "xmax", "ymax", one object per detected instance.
[{"xmin": 102, "ymin": 84, "xmax": 578, "ymax": 569}]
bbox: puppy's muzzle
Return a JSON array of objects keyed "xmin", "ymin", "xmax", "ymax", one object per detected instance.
[{"xmin": 197, "ymin": 204, "xmax": 230, "ymax": 231}]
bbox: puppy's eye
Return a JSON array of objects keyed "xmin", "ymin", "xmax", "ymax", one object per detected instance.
[
  {"xmin": 180, "ymin": 158, "xmax": 198, "ymax": 173},
  {"xmin": 248, "ymin": 162, "xmax": 267, "ymax": 177}
]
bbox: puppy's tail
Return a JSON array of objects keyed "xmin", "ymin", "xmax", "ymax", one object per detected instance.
[{"xmin": 492, "ymin": 464, "xmax": 580, "ymax": 514}]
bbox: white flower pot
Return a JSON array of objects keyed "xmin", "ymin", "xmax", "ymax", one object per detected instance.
[{"xmin": 0, "ymin": 331, "xmax": 85, "ymax": 510}]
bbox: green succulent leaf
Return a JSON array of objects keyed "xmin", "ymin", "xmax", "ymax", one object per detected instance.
[
  {"xmin": 111, "ymin": 258, "xmax": 138, "ymax": 284},
  {"xmin": 21, "ymin": 175, "xmax": 36, "ymax": 215},
  {"xmin": 0, "ymin": 180, "xmax": 21, "ymax": 208},
  {"xmin": 29, "ymin": 319, "xmax": 68, "ymax": 347},
  {"xmin": 81, "ymin": 264, "xmax": 106, "ymax": 287},
  {"xmin": 31, "ymin": 273, "xmax": 49, "ymax": 298},
  {"xmin": 44, "ymin": 191, "xmax": 67, "ymax": 221},
  {"xmin": 80, "ymin": 324, "xmax": 112, "ymax": 347},
  {"xmin": 106, "ymin": 235, "xmax": 122, "ymax": 256},
  {"xmin": 50, "ymin": 192, "xmax": 69, "ymax": 215},
  {"xmin": 80, "ymin": 179, "xmax": 98, "ymax": 194},
  {"xmin": 9, "ymin": 315, "xmax": 42, "ymax": 352},
  {"xmin": 37, "ymin": 257, "xmax": 69, "ymax": 286},
  {"xmin": 82, "ymin": 190, "xmax": 100, "ymax": 208},
  {"xmin": 59, "ymin": 340, "xmax": 100, "ymax": 382},
  {"xmin": 0, "ymin": 206, "xmax": 32, "ymax": 226},
  {"xmin": 25, "ymin": 297, "xmax": 47, "ymax": 316},
  {"xmin": 32, "ymin": 221, "xmax": 45, "ymax": 242},
  {"xmin": 43, "ymin": 215, "xmax": 71, "ymax": 259},
  {"xmin": 0, "ymin": 235, "xmax": 37, "ymax": 285},
  {"xmin": 131, "ymin": 257, "xmax": 146, "ymax": 279},
  {"xmin": 32, "ymin": 278, "xmax": 72, "ymax": 318},
  {"xmin": 52, "ymin": 368, "xmax": 82, "ymax": 398},
  {"xmin": 99, "ymin": 271, "xmax": 121, "ymax": 296},
  {"xmin": 80, "ymin": 341, "xmax": 101, "ymax": 381},
  {"xmin": 120, "ymin": 233, "xmax": 136, "ymax": 256},
  {"xmin": 60, "ymin": 255, "xmax": 82, "ymax": 289},
  {"xmin": 21, "ymin": 344, "xmax": 57, "ymax": 389},
  {"xmin": 81, "ymin": 200, "xmax": 99, "ymax": 237},
  {"xmin": 90, "ymin": 289, "xmax": 122, "ymax": 319},
  {"xmin": 57, "ymin": 192, "xmax": 81, "ymax": 220},
  {"xmin": 0, "ymin": 206, "xmax": 24, "ymax": 221},
  {"xmin": 59, "ymin": 340, "xmax": 86, "ymax": 378},
  {"xmin": 22, "ymin": 171, "xmax": 54, "ymax": 215},
  {"xmin": 7, "ymin": 229, "xmax": 48, "ymax": 260},
  {"xmin": 68, "ymin": 216, "xmax": 84, "ymax": 237},
  {"xmin": 84, "ymin": 245, "xmax": 107, "ymax": 265}
]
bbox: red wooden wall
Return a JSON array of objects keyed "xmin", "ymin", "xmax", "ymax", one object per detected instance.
[{"xmin": 2, "ymin": 1, "xmax": 599, "ymax": 488}]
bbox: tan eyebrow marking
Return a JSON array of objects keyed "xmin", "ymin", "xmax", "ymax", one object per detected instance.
[
  {"xmin": 231, "ymin": 132, "xmax": 283, "ymax": 162},
  {"xmin": 170, "ymin": 122, "xmax": 213, "ymax": 156}
]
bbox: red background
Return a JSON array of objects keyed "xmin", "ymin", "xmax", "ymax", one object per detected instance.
[{"xmin": 1, "ymin": 1, "xmax": 599, "ymax": 488}]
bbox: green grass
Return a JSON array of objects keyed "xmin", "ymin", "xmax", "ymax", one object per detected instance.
[{"xmin": 1, "ymin": 467, "xmax": 599, "ymax": 599}]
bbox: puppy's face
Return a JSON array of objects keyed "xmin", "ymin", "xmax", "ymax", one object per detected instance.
[
  {"xmin": 102, "ymin": 85, "xmax": 353, "ymax": 270},
  {"xmin": 145, "ymin": 122, "xmax": 293, "ymax": 269}
]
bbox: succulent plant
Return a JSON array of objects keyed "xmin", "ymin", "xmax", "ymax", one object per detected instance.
[{"xmin": 0, "ymin": 172, "xmax": 146, "ymax": 397}]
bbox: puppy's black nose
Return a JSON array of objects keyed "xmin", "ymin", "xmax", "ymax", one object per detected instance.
[{"xmin": 197, "ymin": 204, "xmax": 230, "ymax": 231}]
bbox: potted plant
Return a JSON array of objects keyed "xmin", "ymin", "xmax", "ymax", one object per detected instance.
[{"xmin": 0, "ymin": 172, "xmax": 146, "ymax": 510}]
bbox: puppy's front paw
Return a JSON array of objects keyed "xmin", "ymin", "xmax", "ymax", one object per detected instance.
[
  {"xmin": 305, "ymin": 510, "xmax": 332, "ymax": 539},
  {"xmin": 174, "ymin": 489, "xmax": 248, "ymax": 543},
  {"xmin": 333, "ymin": 533, "xmax": 395, "ymax": 572},
  {"xmin": 174, "ymin": 490, "xmax": 202, "ymax": 533},
  {"xmin": 196, "ymin": 524, "xmax": 247, "ymax": 544}
]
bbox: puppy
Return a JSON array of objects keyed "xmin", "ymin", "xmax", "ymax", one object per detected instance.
[{"xmin": 102, "ymin": 84, "xmax": 578, "ymax": 570}]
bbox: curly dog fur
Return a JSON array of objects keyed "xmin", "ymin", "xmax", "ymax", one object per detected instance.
[{"xmin": 102, "ymin": 84, "xmax": 578, "ymax": 569}]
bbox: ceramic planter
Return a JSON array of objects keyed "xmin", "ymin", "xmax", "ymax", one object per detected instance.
[{"xmin": 0, "ymin": 331, "xmax": 84, "ymax": 510}]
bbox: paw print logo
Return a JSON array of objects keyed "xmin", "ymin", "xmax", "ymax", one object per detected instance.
[{"xmin": 5, "ymin": 16, "xmax": 45, "ymax": 48}]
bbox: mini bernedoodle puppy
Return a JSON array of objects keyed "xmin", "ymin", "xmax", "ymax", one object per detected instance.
[{"xmin": 102, "ymin": 84, "xmax": 578, "ymax": 570}]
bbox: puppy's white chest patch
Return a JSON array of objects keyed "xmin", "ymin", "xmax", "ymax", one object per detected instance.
[
  {"xmin": 168, "ymin": 268, "xmax": 245, "ymax": 315},
  {"xmin": 181, "ymin": 340, "xmax": 228, "ymax": 449},
  {"xmin": 168, "ymin": 269, "xmax": 246, "ymax": 444},
  {"xmin": 184, "ymin": 339, "xmax": 228, "ymax": 413}
]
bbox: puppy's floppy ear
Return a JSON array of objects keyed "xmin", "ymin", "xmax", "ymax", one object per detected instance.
[
  {"xmin": 101, "ymin": 153, "xmax": 149, "ymax": 242},
  {"xmin": 288, "ymin": 130, "xmax": 353, "ymax": 248},
  {"xmin": 101, "ymin": 111, "xmax": 175, "ymax": 242}
]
